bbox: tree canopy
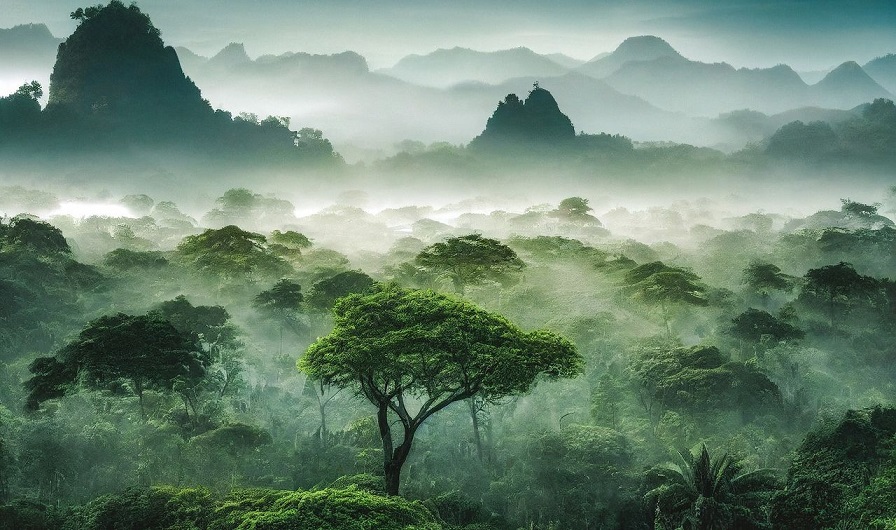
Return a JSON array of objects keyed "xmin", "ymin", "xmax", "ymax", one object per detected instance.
[
  {"xmin": 415, "ymin": 234, "xmax": 524, "ymax": 295},
  {"xmin": 24, "ymin": 313, "xmax": 209, "ymax": 417},
  {"xmin": 300, "ymin": 284, "xmax": 582, "ymax": 495}
]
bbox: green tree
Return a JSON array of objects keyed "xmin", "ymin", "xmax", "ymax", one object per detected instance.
[
  {"xmin": 151, "ymin": 296, "xmax": 244, "ymax": 411},
  {"xmin": 253, "ymin": 279, "xmax": 307, "ymax": 354},
  {"xmin": 802, "ymin": 261, "xmax": 876, "ymax": 328},
  {"xmin": 730, "ymin": 309, "xmax": 804, "ymax": 356},
  {"xmin": 300, "ymin": 284, "xmax": 582, "ymax": 495},
  {"xmin": 24, "ymin": 313, "xmax": 209, "ymax": 418},
  {"xmin": 742, "ymin": 262, "xmax": 795, "ymax": 308},
  {"xmin": 553, "ymin": 196, "xmax": 598, "ymax": 219},
  {"xmin": 175, "ymin": 225, "xmax": 291, "ymax": 282},
  {"xmin": 306, "ymin": 270, "xmax": 374, "ymax": 311},
  {"xmin": 415, "ymin": 234, "xmax": 524, "ymax": 295},
  {"xmin": 647, "ymin": 445, "xmax": 779, "ymax": 530},
  {"xmin": 1, "ymin": 216, "xmax": 71, "ymax": 256},
  {"xmin": 623, "ymin": 261, "xmax": 708, "ymax": 336}
]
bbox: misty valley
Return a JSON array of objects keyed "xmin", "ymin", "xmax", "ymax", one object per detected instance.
[{"xmin": 2, "ymin": 2, "xmax": 896, "ymax": 529}]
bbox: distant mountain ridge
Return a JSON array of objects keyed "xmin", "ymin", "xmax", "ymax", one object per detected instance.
[
  {"xmin": 379, "ymin": 46, "xmax": 569, "ymax": 88},
  {"xmin": 862, "ymin": 54, "xmax": 896, "ymax": 94},
  {"xmin": 578, "ymin": 35, "xmax": 682, "ymax": 78}
]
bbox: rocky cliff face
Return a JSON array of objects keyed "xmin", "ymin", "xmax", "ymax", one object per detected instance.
[
  {"xmin": 47, "ymin": 1, "xmax": 211, "ymax": 124},
  {"xmin": 471, "ymin": 85, "xmax": 576, "ymax": 149}
]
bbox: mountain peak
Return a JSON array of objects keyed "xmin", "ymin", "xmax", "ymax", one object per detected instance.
[
  {"xmin": 47, "ymin": 1, "xmax": 208, "ymax": 120},
  {"xmin": 209, "ymin": 42, "xmax": 251, "ymax": 66},
  {"xmin": 613, "ymin": 35, "xmax": 681, "ymax": 62},
  {"xmin": 814, "ymin": 60, "xmax": 891, "ymax": 107},
  {"xmin": 818, "ymin": 61, "xmax": 882, "ymax": 87},
  {"xmin": 579, "ymin": 35, "xmax": 682, "ymax": 79},
  {"xmin": 470, "ymin": 84, "xmax": 576, "ymax": 149}
]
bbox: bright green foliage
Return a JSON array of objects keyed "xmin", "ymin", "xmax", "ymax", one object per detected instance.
[
  {"xmin": 176, "ymin": 226, "xmax": 292, "ymax": 282},
  {"xmin": 300, "ymin": 284, "xmax": 582, "ymax": 495},
  {"xmin": 647, "ymin": 444, "xmax": 780, "ymax": 530},
  {"xmin": 415, "ymin": 234, "xmax": 524, "ymax": 294},
  {"xmin": 211, "ymin": 486, "xmax": 442, "ymax": 530},
  {"xmin": 63, "ymin": 486, "xmax": 214, "ymax": 530},
  {"xmin": 270, "ymin": 230, "xmax": 312, "ymax": 250}
]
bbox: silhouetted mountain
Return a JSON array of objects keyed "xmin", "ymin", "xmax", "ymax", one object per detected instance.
[
  {"xmin": 207, "ymin": 42, "xmax": 252, "ymax": 70},
  {"xmin": 461, "ymin": 72, "xmax": 721, "ymax": 145},
  {"xmin": 764, "ymin": 98, "xmax": 896, "ymax": 164},
  {"xmin": 380, "ymin": 47, "xmax": 569, "ymax": 87},
  {"xmin": 864, "ymin": 54, "xmax": 896, "ymax": 94},
  {"xmin": 2, "ymin": 1, "xmax": 339, "ymax": 167},
  {"xmin": 0, "ymin": 23, "xmax": 61, "ymax": 60},
  {"xmin": 47, "ymin": 2, "xmax": 211, "ymax": 125},
  {"xmin": 0, "ymin": 23, "xmax": 61, "ymax": 96},
  {"xmin": 812, "ymin": 61, "xmax": 892, "ymax": 108},
  {"xmin": 470, "ymin": 84, "xmax": 575, "ymax": 149},
  {"xmin": 175, "ymin": 44, "xmax": 465, "ymax": 157},
  {"xmin": 578, "ymin": 35, "xmax": 682, "ymax": 78}
]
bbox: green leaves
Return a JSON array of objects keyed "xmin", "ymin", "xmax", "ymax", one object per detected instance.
[
  {"xmin": 300, "ymin": 284, "xmax": 581, "ymax": 495},
  {"xmin": 415, "ymin": 234, "xmax": 524, "ymax": 294},
  {"xmin": 302, "ymin": 284, "xmax": 581, "ymax": 406},
  {"xmin": 24, "ymin": 312, "xmax": 209, "ymax": 411}
]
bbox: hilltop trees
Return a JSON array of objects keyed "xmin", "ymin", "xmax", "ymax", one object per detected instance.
[
  {"xmin": 470, "ymin": 84, "xmax": 576, "ymax": 150},
  {"xmin": 300, "ymin": 284, "xmax": 582, "ymax": 495},
  {"xmin": 415, "ymin": 234, "xmax": 524, "ymax": 295},
  {"xmin": 175, "ymin": 225, "xmax": 292, "ymax": 283}
]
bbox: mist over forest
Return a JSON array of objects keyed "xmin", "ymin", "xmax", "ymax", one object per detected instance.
[{"xmin": 1, "ymin": 2, "xmax": 896, "ymax": 529}]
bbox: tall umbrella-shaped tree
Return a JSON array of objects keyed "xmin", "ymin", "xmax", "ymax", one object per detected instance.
[{"xmin": 299, "ymin": 284, "xmax": 582, "ymax": 495}]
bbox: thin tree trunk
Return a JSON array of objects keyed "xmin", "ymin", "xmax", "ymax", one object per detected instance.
[
  {"xmin": 661, "ymin": 300, "xmax": 672, "ymax": 337},
  {"xmin": 468, "ymin": 398, "xmax": 483, "ymax": 462}
]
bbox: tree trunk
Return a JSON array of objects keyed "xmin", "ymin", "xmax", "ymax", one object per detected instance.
[
  {"xmin": 318, "ymin": 393, "xmax": 328, "ymax": 446},
  {"xmin": 829, "ymin": 293, "xmax": 836, "ymax": 329},
  {"xmin": 661, "ymin": 300, "xmax": 672, "ymax": 337},
  {"xmin": 377, "ymin": 402, "xmax": 418, "ymax": 496},
  {"xmin": 377, "ymin": 404, "xmax": 395, "ymax": 493},
  {"xmin": 135, "ymin": 380, "xmax": 145, "ymax": 420},
  {"xmin": 468, "ymin": 398, "xmax": 483, "ymax": 462}
]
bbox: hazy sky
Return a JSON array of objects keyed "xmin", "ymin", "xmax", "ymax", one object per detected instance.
[{"xmin": 4, "ymin": 0, "xmax": 896, "ymax": 71}]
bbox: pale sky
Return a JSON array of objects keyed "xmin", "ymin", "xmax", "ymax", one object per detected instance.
[{"xmin": 3, "ymin": 0, "xmax": 896, "ymax": 71}]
